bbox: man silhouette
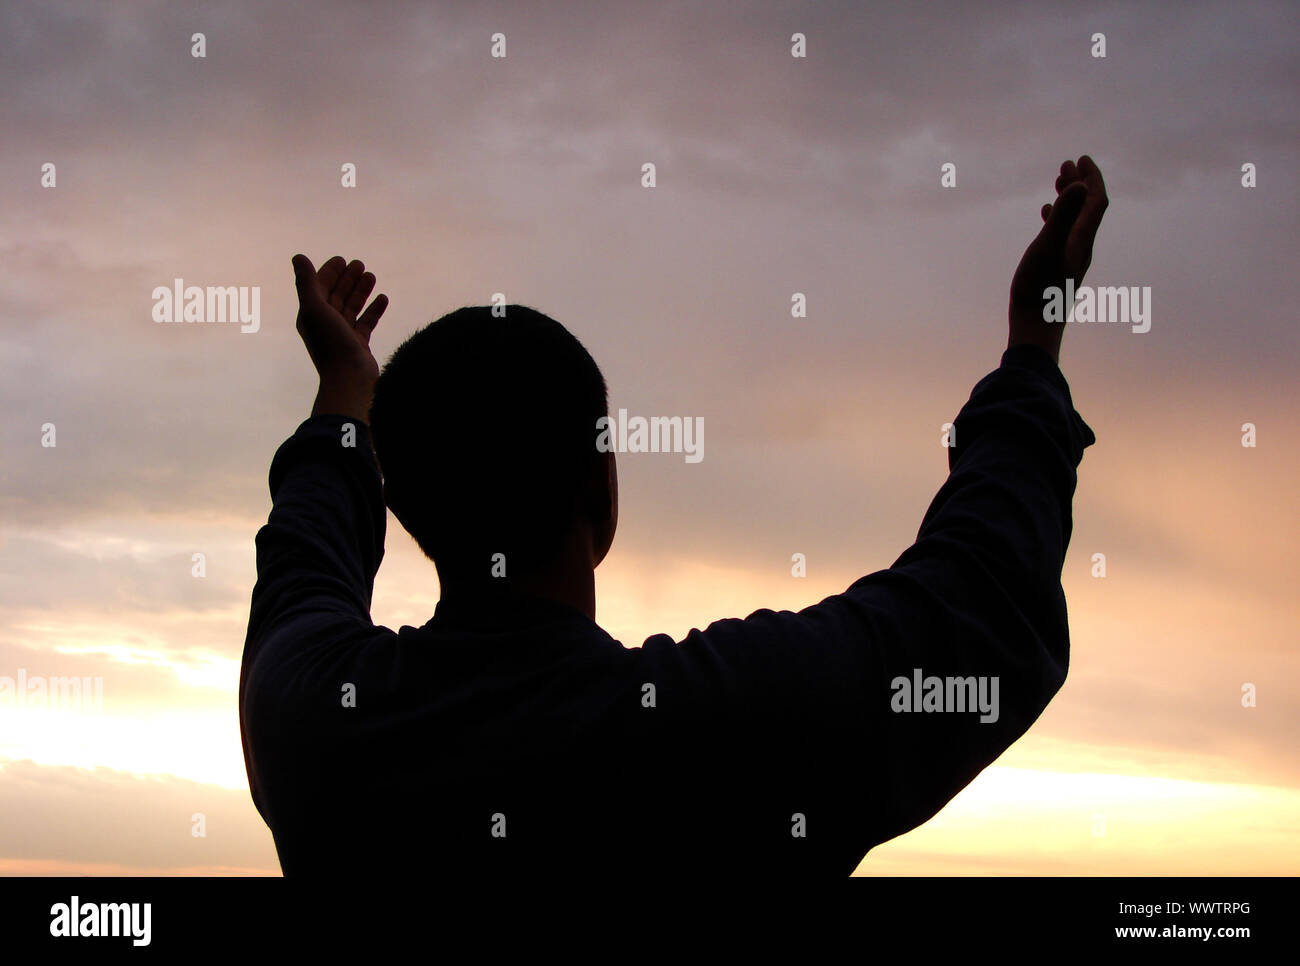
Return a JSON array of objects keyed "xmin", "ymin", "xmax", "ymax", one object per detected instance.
[{"xmin": 240, "ymin": 157, "xmax": 1107, "ymax": 878}]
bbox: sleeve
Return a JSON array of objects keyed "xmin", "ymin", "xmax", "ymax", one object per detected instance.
[
  {"xmin": 643, "ymin": 344, "xmax": 1096, "ymax": 870},
  {"xmin": 239, "ymin": 414, "xmax": 388, "ymax": 805}
]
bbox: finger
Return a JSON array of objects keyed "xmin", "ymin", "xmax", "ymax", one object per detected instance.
[
  {"xmin": 1055, "ymin": 158, "xmax": 1080, "ymax": 193},
  {"xmin": 356, "ymin": 294, "xmax": 388, "ymax": 338},
  {"xmin": 330, "ymin": 259, "xmax": 365, "ymax": 312},
  {"xmin": 344, "ymin": 271, "xmax": 376, "ymax": 319},
  {"xmin": 317, "ymin": 255, "xmax": 347, "ymax": 293},
  {"xmin": 1055, "ymin": 169, "xmax": 1082, "ymax": 193},
  {"xmin": 291, "ymin": 254, "xmax": 322, "ymax": 303},
  {"xmin": 1041, "ymin": 203, "xmax": 1052, "ymax": 223},
  {"xmin": 1077, "ymin": 154, "xmax": 1105, "ymax": 185},
  {"xmin": 1042, "ymin": 182, "xmax": 1088, "ymax": 244},
  {"xmin": 1074, "ymin": 155, "xmax": 1109, "ymax": 236}
]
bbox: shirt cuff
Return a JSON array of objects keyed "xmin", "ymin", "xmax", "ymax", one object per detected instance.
[
  {"xmin": 268, "ymin": 414, "xmax": 381, "ymax": 496},
  {"xmin": 997, "ymin": 344, "xmax": 1097, "ymax": 453}
]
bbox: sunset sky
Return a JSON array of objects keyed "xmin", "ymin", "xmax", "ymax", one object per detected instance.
[{"xmin": 1, "ymin": 0, "xmax": 1296, "ymax": 875}]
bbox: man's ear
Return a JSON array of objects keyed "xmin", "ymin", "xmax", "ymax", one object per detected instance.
[{"xmin": 589, "ymin": 450, "xmax": 617, "ymax": 566}]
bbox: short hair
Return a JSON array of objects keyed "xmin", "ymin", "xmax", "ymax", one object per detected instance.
[{"xmin": 369, "ymin": 305, "xmax": 609, "ymax": 577}]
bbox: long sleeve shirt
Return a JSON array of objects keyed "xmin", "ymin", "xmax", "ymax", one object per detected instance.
[{"xmin": 239, "ymin": 343, "xmax": 1095, "ymax": 878}]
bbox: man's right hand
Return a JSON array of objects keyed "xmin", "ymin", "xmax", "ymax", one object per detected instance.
[{"xmin": 1008, "ymin": 156, "xmax": 1109, "ymax": 365}]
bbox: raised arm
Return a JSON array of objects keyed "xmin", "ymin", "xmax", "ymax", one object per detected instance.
[
  {"xmin": 239, "ymin": 255, "xmax": 393, "ymax": 809},
  {"xmin": 244, "ymin": 254, "xmax": 391, "ymax": 655},
  {"xmin": 640, "ymin": 158, "xmax": 1107, "ymax": 874}
]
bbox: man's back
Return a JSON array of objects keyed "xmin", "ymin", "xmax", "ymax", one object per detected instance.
[
  {"xmin": 245, "ymin": 588, "xmax": 852, "ymax": 878},
  {"xmin": 240, "ymin": 343, "xmax": 1096, "ymax": 878}
]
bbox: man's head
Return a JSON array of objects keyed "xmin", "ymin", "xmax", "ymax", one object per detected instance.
[{"xmin": 369, "ymin": 306, "xmax": 616, "ymax": 586}]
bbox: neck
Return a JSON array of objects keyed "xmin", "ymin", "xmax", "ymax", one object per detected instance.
[{"xmin": 436, "ymin": 537, "xmax": 598, "ymax": 622}]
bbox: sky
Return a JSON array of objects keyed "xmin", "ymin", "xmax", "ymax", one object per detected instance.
[{"xmin": 1, "ymin": 0, "xmax": 1297, "ymax": 875}]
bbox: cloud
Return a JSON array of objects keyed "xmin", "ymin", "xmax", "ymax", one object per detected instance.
[{"xmin": 0, "ymin": 758, "xmax": 278, "ymax": 873}]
